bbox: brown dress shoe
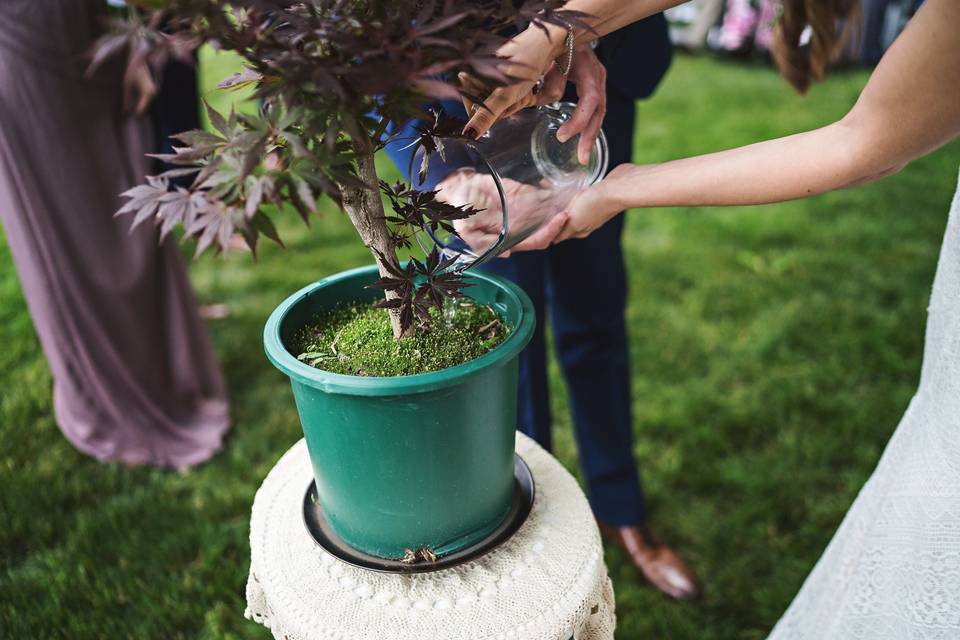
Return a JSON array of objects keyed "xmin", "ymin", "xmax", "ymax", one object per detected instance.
[{"xmin": 598, "ymin": 522, "xmax": 702, "ymax": 601}]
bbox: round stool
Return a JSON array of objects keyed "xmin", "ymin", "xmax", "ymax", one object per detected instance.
[{"xmin": 245, "ymin": 432, "xmax": 615, "ymax": 640}]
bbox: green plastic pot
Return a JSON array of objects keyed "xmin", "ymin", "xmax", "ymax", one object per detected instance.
[{"xmin": 264, "ymin": 264, "xmax": 535, "ymax": 560}]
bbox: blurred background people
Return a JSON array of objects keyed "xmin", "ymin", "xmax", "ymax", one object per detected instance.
[{"xmin": 0, "ymin": 0, "xmax": 229, "ymax": 469}]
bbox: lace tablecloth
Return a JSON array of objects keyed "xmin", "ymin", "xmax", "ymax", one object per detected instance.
[{"xmin": 245, "ymin": 432, "xmax": 615, "ymax": 640}]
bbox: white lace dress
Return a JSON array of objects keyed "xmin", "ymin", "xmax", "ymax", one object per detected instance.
[{"xmin": 768, "ymin": 170, "xmax": 960, "ymax": 639}]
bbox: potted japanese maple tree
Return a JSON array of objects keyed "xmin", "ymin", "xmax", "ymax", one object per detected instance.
[{"xmin": 104, "ymin": 0, "xmax": 583, "ymax": 561}]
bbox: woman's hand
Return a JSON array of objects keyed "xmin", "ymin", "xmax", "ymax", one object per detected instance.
[
  {"xmin": 436, "ymin": 169, "xmax": 573, "ymax": 257},
  {"xmin": 454, "ymin": 177, "xmax": 559, "ymax": 256},
  {"xmin": 496, "ymin": 164, "xmax": 640, "ymax": 251},
  {"xmin": 559, "ymin": 45, "xmax": 607, "ymax": 164},
  {"xmin": 462, "ymin": 39, "xmax": 607, "ymax": 165},
  {"xmin": 435, "ymin": 169, "xmax": 501, "ymax": 253},
  {"xmin": 480, "ymin": 163, "xmax": 639, "ymax": 253},
  {"xmin": 551, "ymin": 163, "xmax": 636, "ymax": 243},
  {"xmin": 459, "ymin": 25, "xmax": 563, "ymax": 137},
  {"xmin": 490, "ymin": 163, "xmax": 637, "ymax": 253}
]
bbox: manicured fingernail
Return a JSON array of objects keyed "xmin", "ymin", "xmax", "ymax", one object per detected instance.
[
  {"xmin": 465, "ymin": 127, "xmax": 478, "ymax": 139},
  {"xmin": 556, "ymin": 131, "xmax": 568, "ymax": 143}
]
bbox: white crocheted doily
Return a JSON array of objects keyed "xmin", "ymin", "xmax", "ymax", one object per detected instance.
[{"xmin": 245, "ymin": 432, "xmax": 615, "ymax": 640}]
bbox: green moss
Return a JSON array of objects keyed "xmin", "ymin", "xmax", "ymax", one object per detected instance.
[{"xmin": 291, "ymin": 299, "xmax": 507, "ymax": 376}]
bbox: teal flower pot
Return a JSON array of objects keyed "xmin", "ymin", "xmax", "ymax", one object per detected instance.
[{"xmin": 264, "ymin": 264, "xmax": 535, "ymax": 560}]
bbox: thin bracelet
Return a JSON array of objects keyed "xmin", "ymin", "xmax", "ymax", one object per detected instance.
[{"xmin": 553, "ymin": 20, "xmax": 575, "ymax": 76}]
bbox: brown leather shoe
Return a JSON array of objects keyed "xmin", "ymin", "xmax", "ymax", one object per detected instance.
[{"xmin": 598, "ymin": 522, "xmax": 702, "ymax": 601}]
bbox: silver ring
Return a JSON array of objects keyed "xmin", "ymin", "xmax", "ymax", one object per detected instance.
[{"xmin": 470, "ymin": 103, "xmax": 480, "ymax": 115}]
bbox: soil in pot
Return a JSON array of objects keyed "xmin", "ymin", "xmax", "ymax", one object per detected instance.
[{"xmin": 291, "ymin": 299, "xmax": 507, "ymax": 376}]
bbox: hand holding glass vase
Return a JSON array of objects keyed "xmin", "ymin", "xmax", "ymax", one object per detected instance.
[{"xmin": 410, "ymin": 102, "xmax": 609, "ymax": 269}]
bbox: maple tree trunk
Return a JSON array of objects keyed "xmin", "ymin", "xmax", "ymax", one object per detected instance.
[{"xmin": 340, "ymin": 133, "xmax": 410, "ymax": 340}]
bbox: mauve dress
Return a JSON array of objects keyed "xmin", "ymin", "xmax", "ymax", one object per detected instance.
[{"xmin": 0, "ymin": 0, "xmax": 230, "ymax": 468}]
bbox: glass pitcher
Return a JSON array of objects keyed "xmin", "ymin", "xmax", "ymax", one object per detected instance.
[{"xmin": 408, "ymin": 102, "xmax": 608, "ymax": 271}]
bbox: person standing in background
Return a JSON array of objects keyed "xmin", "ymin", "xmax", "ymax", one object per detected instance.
[
  {"xmin": 387, "ymin": 14, "xmax": 701, "ymax": 601},
  {"xmin": 0, "ymin": 0, "xmax": 230, "ymax": 469}
]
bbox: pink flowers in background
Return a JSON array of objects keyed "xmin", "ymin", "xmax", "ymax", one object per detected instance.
[
  {"xmin": 719, "ymin": 0, "xmax": 780, "ymax": 52},
  {"xmin": 754, "ymin": 0, "xmax": 779, "ymax": 50}
]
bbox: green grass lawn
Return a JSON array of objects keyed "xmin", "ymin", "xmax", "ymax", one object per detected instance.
[{"xmin": 1, "ymin": 53, "xmax": 958, "ymax": 639}]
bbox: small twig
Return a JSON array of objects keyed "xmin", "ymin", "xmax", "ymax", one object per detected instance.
[
  {"xmin": 330, "ymin": 328, "xmax": 349, "ymax": 363},
  {"xmin": 400, "ymin": 547, "xmax": 438, "ymax": 564},
  {"xmin": 330, "ymin": 328, "xmax": 343, "ymax": 355},
  {"xmin": 478, "ymin": 319, "xmax": 500, "ymax": 341}
]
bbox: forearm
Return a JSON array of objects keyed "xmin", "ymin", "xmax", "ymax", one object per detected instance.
[
  {"xmin": 550, "ymin": 0, "xmax": 960, "ymax": 246},
  {"xmin": 535, "ymin": 0, "xmax": 682, "ymax": 53},
  {"xmin": 571, "ymin": 0, "xmax": 681, "ymax": 43},
  {"xmin": 608, "ymin": 122, "xmax": 877, "ymax": 209},
  {"xmin": 606, "ymin": 0, "xmax": 960, "ymax": 210}
]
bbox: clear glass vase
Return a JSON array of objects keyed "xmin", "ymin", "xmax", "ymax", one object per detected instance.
[{"xmin": 409, "ymin": 102, "xmax": 608, "ymax": 270}]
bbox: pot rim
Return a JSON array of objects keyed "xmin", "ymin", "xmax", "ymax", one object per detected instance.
[{"xmin": 263, "ymin": 264, "xmax": 535, "ymax": 396}]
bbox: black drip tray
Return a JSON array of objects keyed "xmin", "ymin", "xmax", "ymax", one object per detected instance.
[{"xmin": 302, "ymin": 455, "xmax": 535, "ymax": 573}]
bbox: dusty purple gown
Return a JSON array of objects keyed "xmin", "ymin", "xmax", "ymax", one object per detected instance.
[{"xmin": 0, "ymin": 0, "xmax": 230, "ymax": 468}]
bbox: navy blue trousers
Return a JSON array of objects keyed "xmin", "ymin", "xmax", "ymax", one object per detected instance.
[{"xmin": 483, "ymin": 91, "xmax": 645, "ymax": 526}]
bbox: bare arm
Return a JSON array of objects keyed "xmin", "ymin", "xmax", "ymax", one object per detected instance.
[
  {"xmin": 549, "ymin": 0, "xmax": 681, "ymax": 46},
  {"xmin": 553, "ymin": 0, "xmax": 960, "ymax": 242}
]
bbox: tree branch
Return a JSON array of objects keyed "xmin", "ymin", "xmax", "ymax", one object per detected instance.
[{"xmin": 340, "ymin": 116, "xmax": 410, "ymax": 339}]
